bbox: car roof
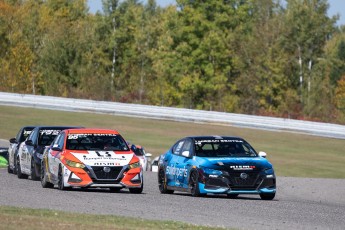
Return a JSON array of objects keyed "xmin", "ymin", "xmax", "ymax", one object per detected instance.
[
  {"xmin": 187, "ymin": 136, "xmax": 244, "ymax": 140},
  {"xmin": 32, "ymin": 126, "xmax": 82, "ymax": 130},
  {"xmin": 64, "ymin": 128, "xmax": 120, "ymax": 135}
]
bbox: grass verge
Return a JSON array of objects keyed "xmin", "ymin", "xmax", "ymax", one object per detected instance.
[
  {"xmin": 0, "ymin": 105, "xmax": 344, "ymax": 178},
  {"xmin": 0, "ymin": 206, "xmax": 227, "ymax": 230}
]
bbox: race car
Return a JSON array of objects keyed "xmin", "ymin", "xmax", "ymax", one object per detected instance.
[
  {"xmin": 40, "ymin": 128, "xmax": 143, "ymax": 193},
  {"xmin": 158, "ymin": 136, "xmax": 276, "ymax": 200},
  {"xmin": 7, "ymin": 126, "xmax": 35, "ymax": 174},
  {"xmin": 131, "ymin": 145, "xmax": 152, "ymax": 171},
  {"xmin": 16, "ymin": 126, "xmax": 80, "ymax": 180}
]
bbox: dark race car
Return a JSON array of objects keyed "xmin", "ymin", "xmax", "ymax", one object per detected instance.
[
  {"xmin": 158, "ymin": 136, "xmax": 276, "ymax": 200},
  {"xmin": 16, "ymin": 126, "xmax": 82, "ymax": 180},
  {"xmin": 7, "ymin": 126, "xmax": 35, "ymax": 174}
]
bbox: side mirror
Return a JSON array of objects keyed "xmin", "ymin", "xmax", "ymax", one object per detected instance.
[
  {"xmin": 51, "ymin": 147, "xmax": 62, "ymax": 151},
  {"xmin": 181, "ymin": 150, "xmax": 191, "ymax": 158},
  {"xmin": 25, "ymin": 140, "xmax": 34, "ymax": 146},
  {"xmin": 145, "ymin": 153, "xmax": 152, "ymax": 157},
  {"xmin": 259, "ymin": 151, "xmax": 267, "ymax": 158},
  {"xmin": 9, "ymin": 138, "xmax": 17, "ymax": 144}
]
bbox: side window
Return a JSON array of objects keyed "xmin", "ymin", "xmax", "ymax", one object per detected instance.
[
  {"xmin": 28, "ymin": 129, "xmax": 38, "ymax": 142},
  {"xmin": 172, "ymin": 140, "xmax": 185, "ymax": 155},
  {"xmin": 181, "ymin": 139, "xmax": 192, "ymax": 155},
  {"xmin": 57, "ymin": 133, "xmax": 65, "ymax": 149}
]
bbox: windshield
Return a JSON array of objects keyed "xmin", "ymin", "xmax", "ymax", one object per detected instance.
[
  {"xmin": 66, "ymin": 133, "xmax": 129, "ymax": 151},
  {"xmin": 38, "ymin": 129, "xmax": 62, "ymax": 146},
  {"xmin": 194, "ymin": 139, "xmax": 258, "ymax": 158}
]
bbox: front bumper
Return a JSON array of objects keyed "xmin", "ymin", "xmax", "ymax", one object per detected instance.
[
  {"xmin": 63, "ymin": 164, "xmax": 143, "ymax": 188},
  {"xmin": 198, "ymin": 170, "xmax": 276, "ymax": 195}
]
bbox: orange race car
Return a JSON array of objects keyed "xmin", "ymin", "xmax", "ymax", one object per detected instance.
[{"xmin": 40, "ymin": 128, "xmax": 143, "ymax": 193}]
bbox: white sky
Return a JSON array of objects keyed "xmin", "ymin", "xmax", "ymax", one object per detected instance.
[{"xmin": 87, "ymin": 0, "xmax": 345, "ymax": 26}]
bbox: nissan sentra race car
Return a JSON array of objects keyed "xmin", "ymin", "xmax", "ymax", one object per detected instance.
[
  {"xmin": 40, "ymin": 128, "xmax": 143, "ymax": 193},
  {"xmin": 158, "ymin": 136, "xmax": 276, "ymax": 200}
]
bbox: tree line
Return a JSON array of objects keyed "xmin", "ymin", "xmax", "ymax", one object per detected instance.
[{"xmin": 1, "ymin": 0, "xmax": 345, "ymax": 124}]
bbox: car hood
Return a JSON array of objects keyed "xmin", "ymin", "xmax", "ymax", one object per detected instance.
[
  {"xmin": 69, "ymin": 150, "xmax": 134, "ymax": 166},
  {"xmin": 195, "ymin": 156, "xmax": 273, "ymax": 171}
]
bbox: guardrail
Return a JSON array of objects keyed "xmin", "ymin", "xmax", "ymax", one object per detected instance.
[{"xmin": 1, "ymin": 92, "xmax": 345, "ymax": 139}]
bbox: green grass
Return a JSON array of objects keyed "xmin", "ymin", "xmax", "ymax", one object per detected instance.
[
  {"xmin": 0, "ymin": 105, "xmax": 344, "ymax": 178},
  {"xmin": 0, "ymin": 206, "xmax": 227, "ymax": 230}
]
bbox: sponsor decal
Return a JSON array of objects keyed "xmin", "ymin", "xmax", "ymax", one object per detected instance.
[
  {"xmin": 23, "ymin": 130, "xmax": 32, "ymax": 135},
  {"xmin": 40, "ymin": 130, "xmax": 61, "ymax": 135},
  {"xmin": 166, "ymin": 165, "xmax": 188, "ymax": 177},
  {"xmin": 68, "ymin": 134, "xmax": 117, "ymax": 139},
  {"xmin": 230, "ymin": 165, "xmax": 255, "ymax": 170},
  {"xmin": 94, "ymin": 162, "xmax": 120, "ymax": 166},
  {"xmin": 71, "ymin": 151, "xmax": 132, "ymax": 166},
  {"xmin": 195, "ymin": 139, "xmax": 243, "ymax": 145}
]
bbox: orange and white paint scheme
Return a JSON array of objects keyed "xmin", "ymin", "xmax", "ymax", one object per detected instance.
[{"xmin": 41, "ymin": 128, "xmax": 143, "ymax": 193}]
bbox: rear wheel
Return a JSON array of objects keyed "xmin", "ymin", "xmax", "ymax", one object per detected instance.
[
  {"xmin": 158, "ymin": 169, "xmax": 174, "ymax": 194},
  {"xmin": 17, "ymin": 157, "xmax": 28, "ymax": 179},
  {"xmin": 30, "ymin": 158, "xmax": 40, "ymax": 181},
  {"xmin": 40, "ymin": 161, "xmax": 54, "ymax": 188},
  {"xmin": 260, "ymin": 193, "xmax": 275, "ymax": 200}
]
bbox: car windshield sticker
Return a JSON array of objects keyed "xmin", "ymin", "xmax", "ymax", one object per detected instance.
[{"xmin": 40, "ymin": 130, "xmax": 61, "ymax": 135}]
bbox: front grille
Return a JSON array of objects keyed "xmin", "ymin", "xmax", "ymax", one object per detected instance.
[
  {"xmin": 224, "ymin": 171, "xmax": 261, "ymax": 189},
  {"xmin": 90, "ymin": 166, "xmax": 123, "ymax": 180}
]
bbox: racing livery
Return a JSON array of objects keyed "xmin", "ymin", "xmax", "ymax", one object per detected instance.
[
  {"xmin": 40, "ymin": 129, "xmax": 143, "ymax": 193},
  {"xmin": 7, "ymin": 126, "xmax": 35, "ymax": 174},
  {"xmin": 16, "ymin": 126, "xmax": 80, "ymax": 180},
  {"xmin": 158, "ymin": 136, "xmax": 276, "ymax": 200}
]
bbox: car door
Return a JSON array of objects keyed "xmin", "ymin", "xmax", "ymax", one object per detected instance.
[
  {"xmin": 48, "ymin": 132, "xmax": 65, "ymax": 177},
  {"xmin": 176, "ymin": 138, "xmax": 193, "ymax": 188},
  {"xmin": 23, "ymin": 129, "xmax": 38, "ymax": 172},
  {"xmin": 165, "ymin": 139, "xmax": 185, "ymax": 187}
]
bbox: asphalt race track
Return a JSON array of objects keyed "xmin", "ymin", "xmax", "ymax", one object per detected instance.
[{"xmin": 1, "ymin": 140, "xmax": 345, "ymax": 230}]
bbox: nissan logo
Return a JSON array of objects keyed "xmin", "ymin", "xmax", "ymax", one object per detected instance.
[
  {"xmin": 240, "ymin": 173, "xmax": 248, "ymax": 179},
  {"xmin": 103, "ymin": 167, "xmax": 111, "ymax": 173}
]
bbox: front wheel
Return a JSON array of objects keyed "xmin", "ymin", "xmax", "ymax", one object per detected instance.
[
  {"xmin": 189, "ymin": 170, "xmax": 205, "ymax": 197},
  {"xmin": 58, "ymin": 166, "xmax": 69, "ymax": 190},
  {"xmin": 7, "ymin": 164, "xmax": 13, "ymax": 174},
  {"xmin": 129, "ymin": 183, "xmax": 143, "ymax": 194},
  {"xmin": 260, "ymin": 193, "xmax": 275, "ymax": 200},
  {"xmin": 158, "ymin": 169, "xmax": 174, "ymax": 194}
]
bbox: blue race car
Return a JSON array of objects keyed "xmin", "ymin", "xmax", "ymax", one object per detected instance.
[{"xmin": 158, "ymin": 136, "xmax": 276, "ymax": 200}]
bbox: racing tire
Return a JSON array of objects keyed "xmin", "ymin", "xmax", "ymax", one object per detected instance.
[
  {"xmin": 30, "ymin": 158, "xmax": 40, "ymax": 181},
  {"xmin": 158, "ymin": 169, "xmax": 174, "ymax": 194},
  {"xmin": 40, "ymin": 162, "xmax": 54, "ymax": 188},
  {"xmin": 189, "ymin": 170, "xmax": 205, "ymax": 197},
  {"xmin": 58, "ymin": 165, "xmax": 70, "ymax": 191},
  {"xmin": 129, "ymin": 183, "xmax": 143, "ymax": 194},
  {"xmin": 7, "ymin": 164, "xmax": 13, "ymax": 174},
  {"xmin": 109, "ymin": 187, "xmax": 122, "ymax": 193},
  {"xmin": 13, "ymin": 157, "xmax": 17, "ymax": 175},
  {"xmin": 16, "ymin": 157, "xmax": 28, "ymax": 179},
  {"xmin": 260, "ymin": 193, "xmax": 275, "ymax": 200},
  {"xmin": 227, "ymin": 194, "xmax": 239, "ymax": 199}
]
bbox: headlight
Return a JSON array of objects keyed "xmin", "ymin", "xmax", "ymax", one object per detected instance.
[
  {"xmin": 65, "ymin": 159, "xmax": 85, "ymax": 169},
  {"xmin": 264, "ymin": 168, "xmax": 275, "ymax": 178},
  {"xmin": 203, "ymin": 168, "xmax": 222, "ymax": 176},
  {"xmin": 129, "ymin": 161, "xmax": 141, "ymax": 169}
]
